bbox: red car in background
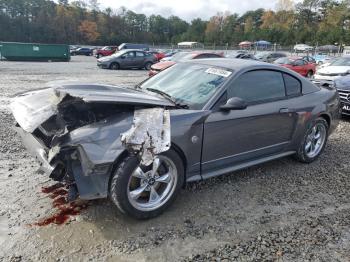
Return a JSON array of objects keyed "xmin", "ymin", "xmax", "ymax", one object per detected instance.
[
  {"xmin": 94, "ymin": 46, "xmax": 118, "ymax": 58},
  {"xmin": 148, "ymin": 51, "xmax": 166, "ymax": 61},
  {"xmin": 274, "ymin": 57, "xmax": 316, "ymax": 78},
  {"xmin": 149, "ymin": 51, "xmax": 224, "ymax": 76}
]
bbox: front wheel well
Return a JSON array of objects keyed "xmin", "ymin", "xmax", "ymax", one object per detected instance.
[
  {"xmin": 170, "ymin": 143, "xmax": 187, "ymax": 186},
  {"xmin": 108, "ymin": 144, "xmax": 187, "ymax": 191},
  {"xmin": 319, "ymin": 113, "xmax": 331, "ymax": 127}
]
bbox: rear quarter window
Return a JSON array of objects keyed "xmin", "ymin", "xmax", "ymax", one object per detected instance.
[{"xmin": 283, "ymin": 74, "xmax": 302, "ymax": 96}]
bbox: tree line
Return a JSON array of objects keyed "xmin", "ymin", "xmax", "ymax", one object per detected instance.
[{"xmin": 0, "ymin": 0, "xmax": 349, "ymax": 46}]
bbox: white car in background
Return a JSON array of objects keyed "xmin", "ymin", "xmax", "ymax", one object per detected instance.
[
  {"xmin": 314, "ymin": 56, "xmax": 350, "ymax": 84},
  {"xmin": 294, "ymin": 44, "xmax": 314, "ymax": 52}
]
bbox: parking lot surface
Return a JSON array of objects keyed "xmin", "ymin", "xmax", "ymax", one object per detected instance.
[{"xmin": 1, "ymin": 56, "xmax": 350, "ymax": 261}]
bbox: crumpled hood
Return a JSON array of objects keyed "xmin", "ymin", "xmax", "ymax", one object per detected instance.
[
  {"xmin": 10, "ymin": 83, "xmax": 173, "ymax": 133},
  {"xmin": 318, "ymin": 66, "xmax": 350, "ymax": 74}
]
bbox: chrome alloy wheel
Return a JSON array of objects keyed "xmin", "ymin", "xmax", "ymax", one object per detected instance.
[
  {"xmin": 127, "ymin": 156, "xmax": 178, "ymax": 211},
  {"xmin": 305, "ymin": 123, "xmax": 327, "ymax": 158}
]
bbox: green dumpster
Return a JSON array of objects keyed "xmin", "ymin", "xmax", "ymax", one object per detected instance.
[{"xmin": 0, "ymin": 42, "xmax": 70, "ymax": 62}]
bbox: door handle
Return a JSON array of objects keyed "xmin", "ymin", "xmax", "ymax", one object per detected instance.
[{"xmin": 279, "ymin": 108, "xmax": 290, "ymax": 113}]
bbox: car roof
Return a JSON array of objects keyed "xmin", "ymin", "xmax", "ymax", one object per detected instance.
[
  {"xmin": 288, "ymin": 56, "xmax": 303, "ymax": 60},
  {"xmin": 120, "ymin": 49, "xmax": 147, "ymax": 52},
  {"xmin": 184, "ymin": 58, "xmax": 274, "ymax": 70}
]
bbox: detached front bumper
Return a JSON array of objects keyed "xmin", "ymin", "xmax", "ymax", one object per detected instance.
[
  {"xmin": 13, "ymin": 124, "xmax": 114, "ymax": 200},
  {"xmin": 14, "ymin": 125, "xmax": 56, "ymax": 175},
  {"xmin": 13, "ymin": 116, "xmax": 129, "ymax": 200}
]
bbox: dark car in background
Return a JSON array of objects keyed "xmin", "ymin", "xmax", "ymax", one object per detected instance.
[
  {"xmin": 97, "ymin": 49, "xmax": 156, "ymax": 70},
  {"xmin": 70, "ymin": 47, "xmax": 93, "ymax": 56},
  {"xmin": 11, "ymin": 59, "xmax": 339, "ymax": 219},
  {"xmin": 94, "ymin": 46, "xmax": 118, "ymax": 58},
  {"xmin": 149, "ymin": 51, "xmax": 224, "ymax": 76},
  {"xmin": 226, "ymin": 52, "xmax": 257, "ymax": 60},
  {"xmin": 118, "ymin": 43, "xmax": 149, "ymax": 51},
  {"xmin": 274, "ymin": 57, "xmax": 316, "ymax": 78},
  {"xmin": 256, "ymin": 52, "xmax": 287, "ymax": 63},
  {"xmin": 334, "ymin": 75, "xmax": 350, "ymax": 116}
]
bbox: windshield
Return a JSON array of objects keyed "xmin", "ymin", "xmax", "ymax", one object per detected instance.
[
  {"xmin": 274, "ymin": 57, "xmax": 293, "ymax": 64},
  {"xmin": 140, "ymin": 63, "xmax": 231, "ymax": 109},
  {"xmin": 331, "ymin": 57, "xmax": 350, "ymax": 66}
]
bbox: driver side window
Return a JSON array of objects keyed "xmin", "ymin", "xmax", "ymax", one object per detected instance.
[
  {"xmin": 124, "ymin": 51, "xmax": 135, "ymax": 58},
  {"xmin": 228, "ymin": 70, "xmax": 286, "ymax": 104}
]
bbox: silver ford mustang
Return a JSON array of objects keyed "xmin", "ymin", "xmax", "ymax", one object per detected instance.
[{"xmin": 11, "ymin": 59, "xmax": 340, "ymax": 219}]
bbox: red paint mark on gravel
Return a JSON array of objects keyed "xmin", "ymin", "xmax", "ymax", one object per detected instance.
[
  {"xmin": 48, "ymin": 188, "xmax": 68, "ymax": 199},
  {"xmin": 29, "ymin": 183, "xmax": 88, "ymax": 226},
  {"xmin": 33, "ymin": 202, "xmax": 87, "ymax": 226},
  {"xmin": 53, "ymin": 196, "xmax": 68, "ymax": 207},
  {"xmin": 41, "ymin": 183, "xmax": 64, "ymax": 193}
]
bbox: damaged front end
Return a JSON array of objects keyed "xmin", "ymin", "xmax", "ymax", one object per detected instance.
[{"xmin": 11, "ymin": 83, "xmax": 174, "ymax": 201}]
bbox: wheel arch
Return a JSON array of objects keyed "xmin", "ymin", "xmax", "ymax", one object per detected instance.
[
  {"xmin": 170, "ymin": 142, "xmax": 187, "ymax": 186},
  {"xmin": 108, "ymin": 142, "xmax": 188, "ymax": 192},
  {"xmin": 319, "ymin": 113, "xmax": 331, "ymax": 127}
]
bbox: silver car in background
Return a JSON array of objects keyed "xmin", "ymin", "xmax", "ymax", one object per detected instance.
[{"xmin": 97, "ymin": 49, "xmax": 156, "ymax": 70}]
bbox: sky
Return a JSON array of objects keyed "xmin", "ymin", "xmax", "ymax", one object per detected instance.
[{"xmin": 97, "ymin": 0, "xmax": 296, "ymax": 21}]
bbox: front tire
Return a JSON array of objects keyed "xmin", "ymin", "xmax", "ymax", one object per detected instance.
[
  {"xmin": 109, "ymin": 149, "xmax": 184, "ymax": 219},
  {"xmin": 295, "ymin": 118, "xmax": 329, "ymax": 163},
  {"xmin": 110, "ymin": 62, "xmax": 120, "ymax": 70}
]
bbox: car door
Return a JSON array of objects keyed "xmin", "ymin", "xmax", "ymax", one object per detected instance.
[
  {"xmin": 201, "ymin": 70, "xmax": 299, "ymax": 177},
  {"xmin": 292, "ymin": 59, "xmax": 306, "ymax": 76},
  {"xmin": 135, "ymin": 51, "xmax": 146, "ymax": 67},
  {"xmin": 121, "ymin": 51, "xmax": 136, "ymax": 68}
]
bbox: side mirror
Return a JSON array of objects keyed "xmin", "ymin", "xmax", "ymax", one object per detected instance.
[
  {"xmin": 121, "ymin": 55, "xmax": 126, "ymax": 59},
  {"xmin": 220, "ymin": 97, "xmax": 247, "ymax": 111}
]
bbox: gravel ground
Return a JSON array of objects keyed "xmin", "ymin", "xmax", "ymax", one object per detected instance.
[{"xmin": 0, "ymin": 56, "xmax": 350, "ymax": 261}]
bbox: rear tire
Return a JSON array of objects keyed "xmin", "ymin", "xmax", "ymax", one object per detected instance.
[
  {"xmin": 109, "ymin": 149, "xmax": 184, "ymax": 219},
  {"xmin": 294, "ymin": 118, "xmax": 329, "ymax": 163},
  {"xmin": 110, "ymin": 62, "xmax": 120, "ymax": 70},
  {"xmin": 144, "ymin": 62, "xmax": 153, "ymax": 70}
]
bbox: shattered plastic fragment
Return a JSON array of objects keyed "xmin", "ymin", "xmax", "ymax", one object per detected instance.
[{"xmin": 120, "ymin": 108, "xmax": 171, "ymax": 166}]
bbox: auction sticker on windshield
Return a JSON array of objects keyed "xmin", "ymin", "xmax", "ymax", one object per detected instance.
[{"xmin": 205, "ymin": 68, "xmax": 232, "ymax": 77}]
